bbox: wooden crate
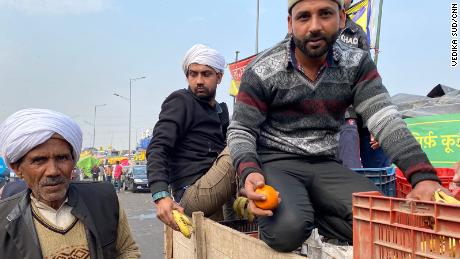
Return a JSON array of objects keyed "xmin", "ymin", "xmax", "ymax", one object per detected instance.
[{"xmin": 164, "ymin": 212, "xmax": 306, "ymax": 259}]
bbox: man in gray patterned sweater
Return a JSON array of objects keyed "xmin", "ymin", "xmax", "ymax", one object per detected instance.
[{"xmin": 227, "ymin": 0, "xmax": 442, "ymax": 252}]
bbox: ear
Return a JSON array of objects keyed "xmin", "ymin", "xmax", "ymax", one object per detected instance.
[
  {"xmin": 339, "ymin": 9, "xmax": 346, "ymax": 29},
  {"xmin": 216, "ymin": 72, "xmax": 223, "ymax": 84},
  {"xmin": 288, "ymin": 15, "xmax": 293, "ymax": 35},
  {"xmin": 9, "ymin": 163, "xmax": 22, "ymax": 178}
]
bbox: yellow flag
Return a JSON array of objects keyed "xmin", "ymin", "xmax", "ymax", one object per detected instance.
[
  {"xmin": 347, "ymin": 0, "xmax": 369, "ymax": 33},
  {"xmin": 346, "ymin": 0, "xmax": 382, "ymax": 49}
]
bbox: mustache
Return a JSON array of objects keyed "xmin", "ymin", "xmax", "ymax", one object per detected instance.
[
  {"xmin": 303, "ymin": 33, "xmax": 327, "ymax": 43},
  {"xmin": 40, "ymin": 176, "xmax": 67, "ymax": 186}
]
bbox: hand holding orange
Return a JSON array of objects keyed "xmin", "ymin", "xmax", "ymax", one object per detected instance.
[{"xmin": 254, "ymin": 185, "xmax": 279, "ymax": 210}]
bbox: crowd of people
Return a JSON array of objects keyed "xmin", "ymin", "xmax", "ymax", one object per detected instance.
[
  {"xmin": 89, "ymin": 161, "xmax": 124, "ymax": 192},
  {"xmin": 0, "ymin": 0, "xmax": 459, "ymax": 258}
]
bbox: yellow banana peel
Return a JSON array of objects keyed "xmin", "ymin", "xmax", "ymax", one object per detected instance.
[
  {"xmin": 434, "ymin": 190, "xmax": 460, "ymax": 205},
  {"xmin": 232, "ymin": 196, "xmax": 255, "ymax": 222},
  {"xmin": 238, "ymin": 197, "xmax": 247, "ymax": 218},
  {"xmin": 245, "ymin": 206, "xmax": 255, "ymax": 223},
  {"xmin": 233, "ymin": 197, "xmax": 248, "ymax": 219},
  {"xmin": 172, "ymin": 210, "xmax": 193, "ymax": 238},
  {"xmin": 232, "ymin": 197, "xmax": 240, "ymax": 215}
]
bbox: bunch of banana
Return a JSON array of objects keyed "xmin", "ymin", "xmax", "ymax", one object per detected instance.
[
  {"xmin": 232, "ymin": 196, "xmax": 255, "ymax": 222},
  {"xmin": 434, "ymin": 190, "xmax": 460, "ymax": 205},
  {"xmin": 172, "ymin": 210, "xmax": 193, "ymax": 238}
]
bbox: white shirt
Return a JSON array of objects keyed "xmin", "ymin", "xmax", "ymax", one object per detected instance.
[{"xmin": 30, "ymin": 195, "xmax": 75, "ymax": 229}]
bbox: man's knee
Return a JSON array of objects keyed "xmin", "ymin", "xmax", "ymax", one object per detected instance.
[{"xmin": 260, "ymin": 215, "xmax": 313, "ymax": 252}]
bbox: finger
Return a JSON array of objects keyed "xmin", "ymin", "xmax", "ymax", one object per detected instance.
[
  {"xmin": 247, "ymin": 173, "xmax": 265, "ymax": 187},
  {"xmin": 166, "ymin": 212, "xmax": 180, "ymax": 231},
  {"xmin": 248, "ymin": 201, "xmax": 273, "ymax": 217},
  {"xmin": 173, "ymin": 203, "xmax": 185, "ymax": 214},
  {"xmin": 246, "ymin": 189, "xmax": 266, "ymax": 201},
  {"xmin": 244, "ymin": 181, "xmax": 255, "ymax": 192},
  {"xmin": 405, "ymin": 192, "xmax": 420, "ymax": 200},
  {"xmin": 254, "ymin": 180, "xmax": 265, "ymax": 189},
  {"xmin": 157, "ymin": 212, "xmax": 177, "ymax": 231}
]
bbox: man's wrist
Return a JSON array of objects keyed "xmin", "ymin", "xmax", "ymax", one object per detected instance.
[
  {"xmin": 152, "ymin": 191, "xmax": 171, "ymax": 203},
  {"xmin": 409, "ymin": 171, "xmax": 441, "ymax": 187}
]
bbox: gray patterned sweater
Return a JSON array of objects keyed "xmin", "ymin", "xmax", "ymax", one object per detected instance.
[{"xmin": 227, "ymin": 38, "xmax": 439, "ymax": 187}]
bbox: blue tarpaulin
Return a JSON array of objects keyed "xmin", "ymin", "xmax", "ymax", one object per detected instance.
[
  {"xmin": 0, "ymin": 157, "xmax": 9, "ymax": 177},
  {"xmin": 139, "ymin": 137, "xmax": 151, "ymax": 150}
]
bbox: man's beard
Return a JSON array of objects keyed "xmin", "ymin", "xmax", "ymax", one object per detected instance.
[
  {"xmin": 293, "ymin": 31, "xmax": 339, "ymax": 58},
  {"xmin": 189, "ymin": 85, "xmax": 216, "ymax": 102}
]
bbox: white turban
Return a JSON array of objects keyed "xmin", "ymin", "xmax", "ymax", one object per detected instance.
[
  {"xmin": 182, "ymin": 44, "xmax": 226, "ymax": 75},
  {"xmin": 0, "ymin": 108, "xmax": 83, "ymax": 166}
]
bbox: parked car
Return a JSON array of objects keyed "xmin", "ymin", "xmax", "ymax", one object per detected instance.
[{"xmin": 124, "ymin": 165, "xmax": 149, "ymax": 192}]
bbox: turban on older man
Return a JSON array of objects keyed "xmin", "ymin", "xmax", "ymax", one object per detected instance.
[
  {"xmin": 0, "ymin": 108, "xmax": 83, "ymax": 166},
  {"xmin": 182, "ymin": 44, "xmax": 226, "ymax": 75}
]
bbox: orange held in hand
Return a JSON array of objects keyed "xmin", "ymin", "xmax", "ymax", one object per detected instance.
[{"xmin": 254, "ymin": 185, "xmax": 279, "ymax": 210}]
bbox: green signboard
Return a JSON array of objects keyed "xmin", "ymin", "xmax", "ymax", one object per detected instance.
[{"xmin": 405, "ymin": 113, "xmax": 460, "ymax": 167}]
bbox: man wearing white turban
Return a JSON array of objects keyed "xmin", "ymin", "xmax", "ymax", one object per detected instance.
[
  {"xmin": 0, "ymin": 108, "xmax": 140, "ymax": 259},
  {"xmin": 147, "ymin": 44, "xmax": 236, "ymax": 231}
]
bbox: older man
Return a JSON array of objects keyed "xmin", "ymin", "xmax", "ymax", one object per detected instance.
[
  {"xmin": 228, "ymin": 0, "xmax": 442, "ymax": 252},
  {"xmin": 147, "ymin": 44, "xmax": 235, "ymax": 230},
  {"xmin": 0, "ymin": 108, "xmax": 140, "ymax": 259}
]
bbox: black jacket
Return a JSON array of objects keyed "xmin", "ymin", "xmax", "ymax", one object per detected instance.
[
  {"xmin": 339, "ymin": 17, "xmax": 370, "ymax": 51},
  {"xmin": 0, "ymin": 182, "xmax": 119, "ymax": 259},
  {"xmin": 147, "ymin": 89, "xmax": 229, "ymax": 195}
]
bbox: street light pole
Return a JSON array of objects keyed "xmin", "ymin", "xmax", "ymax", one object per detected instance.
[
  {"xmin": 128, "ymin": 76, "xmax": 146, "ymax": 158},
  {"xmin": 92, "ymin": 104, "xmax": 106, "ymax": 149}
]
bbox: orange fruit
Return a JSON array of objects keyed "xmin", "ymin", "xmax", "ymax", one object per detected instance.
[{"xmin": 254, "ymin": 185, "xmax": 279, "ymax": 210}]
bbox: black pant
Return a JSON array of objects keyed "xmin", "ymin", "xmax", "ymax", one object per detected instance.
[
  {"xmin": 257, "ymin": 154, "xmax": 380, "ymax": 252},
  {"xmin": 338, "ymin": 123, "xmax": 362, "ymax": 168}
]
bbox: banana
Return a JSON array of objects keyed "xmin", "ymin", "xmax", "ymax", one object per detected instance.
[
  {"xmin": 246, "ymin": 206, "xmax": 255, "ymax": 223},
  {"xmin": 434, "ymin": 190, "xmax": 460, "ymax": 205},
  {"xmin": 233, "ymin": 197, "xmax": 248, "ymax": 219},
  {"xmin": 232, "ymin": 197, "xmax": 241, "ymax": 216},
  {"xmin": 238, "ymin": 197, "xmax": 248, "ymax": 219},
  {"xmin": 172, "ymin": 210, "xmax": 193, "ymax": 238},
  {"xmin": 434, "ymin": 190, "xmax": 443, "ymax": 203},
  {"xmin": 233, "ymin": 196, "xmax": 256, "ymax": 222}
]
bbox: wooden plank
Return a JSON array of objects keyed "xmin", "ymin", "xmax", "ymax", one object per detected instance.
[
  {"xmin": 173, "ymin": 230, "xmax": 194, "ymax": 259},
  {"xmin": 164, "ymin": 225, "xmax": 173, "ymax": 259},
  {"xmin": 170, "ymin": 212, "xmax": 306, "ymax": 259},
  {"xmin": 192, "ymin": 212, "xmax": 206, "ymax": 259},
  {"xmin": 204, "ymin": 218, "xmax": 305, "ymax": 259}
]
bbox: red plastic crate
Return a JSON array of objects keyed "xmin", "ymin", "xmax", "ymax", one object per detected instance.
[
  {"xmin": 396, "ymin": 168, "xmax": 456, "ymax": 198},
  {"xmin": 353, "ymin": 191, "xmax": 460, "ymax": 259}
]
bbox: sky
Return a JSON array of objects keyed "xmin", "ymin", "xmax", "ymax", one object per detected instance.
[{"xmin": 0, "ymin": 0, "xmax": 458, "ymax": 150}]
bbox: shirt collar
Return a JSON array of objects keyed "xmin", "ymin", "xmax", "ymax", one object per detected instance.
[{"xmin": 30, "ymin": 194, "xmax": 70, "ymax": 212}]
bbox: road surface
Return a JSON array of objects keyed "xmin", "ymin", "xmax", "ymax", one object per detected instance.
[{"xmin": 118, "ymin": 191, "xmax": 164, "ymax": 259}]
